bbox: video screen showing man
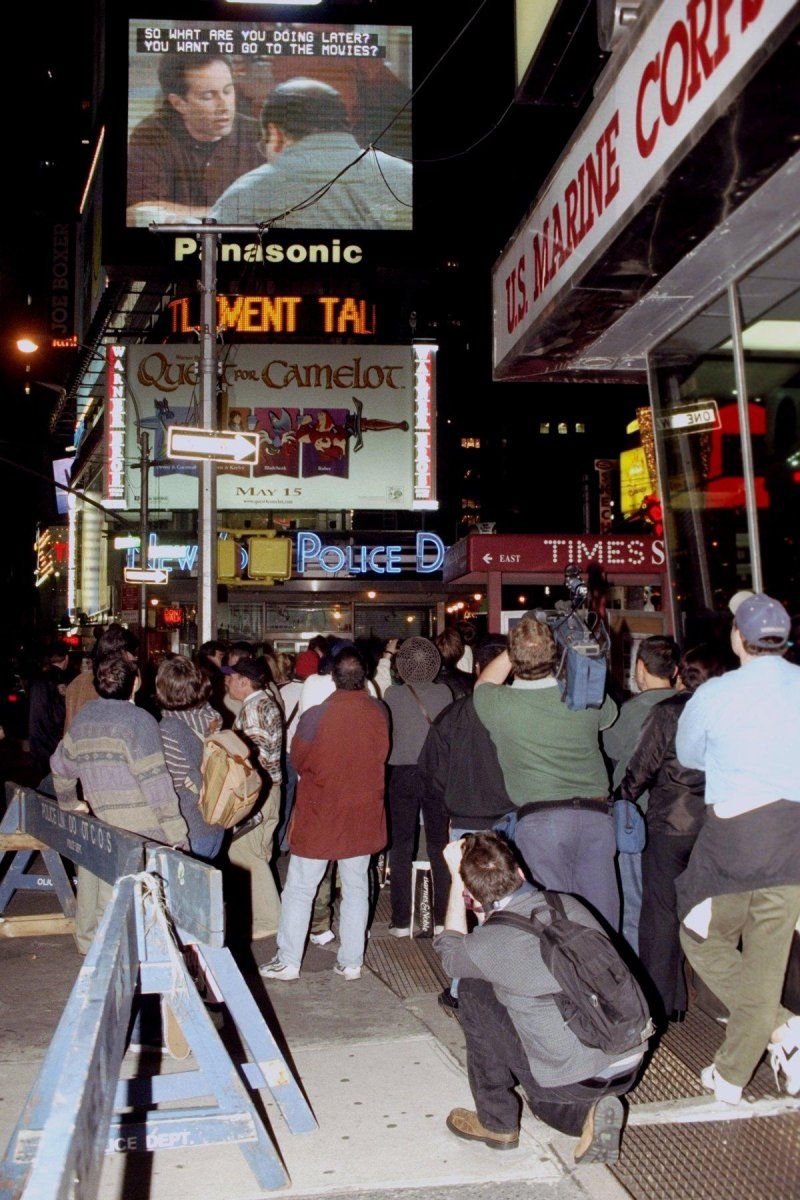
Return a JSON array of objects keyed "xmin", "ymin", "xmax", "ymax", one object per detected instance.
[
  {"xmin": 211, "ymin": 78, "xmax": 412, "ymax": 230},
  {"xmin": 127, "ymin": 54, "xmax": 262, "ymax": 226}
]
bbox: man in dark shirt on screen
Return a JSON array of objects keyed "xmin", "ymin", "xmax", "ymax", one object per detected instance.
[{"xmin": 127, "ymin": 54, "xmax": 261, "ymax": 225}]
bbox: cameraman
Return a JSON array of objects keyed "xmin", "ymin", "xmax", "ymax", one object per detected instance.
[
  {"xmin": 434, "ymin": 835, "xmax": 642, "ymax": 1165},
  {"xmin": 474, "ymin": 617, "xmax": 619, "ymax": 926}
]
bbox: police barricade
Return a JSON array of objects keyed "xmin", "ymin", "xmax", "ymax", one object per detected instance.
[
  {"xmin": 0, "ymin": 785, "xmax": 80, "ymax": 939},
  {"xmin": 0, "ymin": 784, "xmax": 316, "ymax": 1198}
]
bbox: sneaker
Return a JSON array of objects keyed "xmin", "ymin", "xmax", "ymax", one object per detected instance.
[
  {"xmin": 388, "ymin": 924, "xmax": 412, "ymax": 938},
  {"xmin": 445, "ymin": 1108, "xmax": 519, "ymax": 1150},
  {"xmin": 437, "ymin": 987, "xmax": 460, "ymax": 1019},
  {"xmin": 574, "ymin": 1095, "xmax": 625, "ymax": 1165},
  {"xmin": 333, "ymin": 963, "xmax": 362, "ymax": 981},
  {"xmin": 769, "ymin": 1016, "xmax": 800, "ymax": 1095},
  {"xmin": 258, "ymin": 956, "xmax": 300, "ymax": 982},
  {"xmin": 700, "ymin": 1063, "xmax": 742, "ymax": 1105},
  {"xmin": 310, "ymin": 929, "xmax": 335, "ymax": 946}
]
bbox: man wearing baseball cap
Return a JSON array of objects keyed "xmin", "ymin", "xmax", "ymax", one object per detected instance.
[{"xmin": 675, "ymin": 593, "xmax": 800, "ymax": 1104}]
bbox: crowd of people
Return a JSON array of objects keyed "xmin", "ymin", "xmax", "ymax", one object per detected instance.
[{"xmin": 19, "ymin": 589, "xmax": 800, "ymax": 1166}]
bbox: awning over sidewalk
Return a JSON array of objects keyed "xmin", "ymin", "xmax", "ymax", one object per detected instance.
[{"xmin": 492, "ymin": 0, "xmax": 800, "ymax": 380}]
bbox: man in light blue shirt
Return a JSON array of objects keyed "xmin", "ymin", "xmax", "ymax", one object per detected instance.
[
  {"xmin": 675, "ymin": 593, "xmax": 800, "ymax": 1105},
  {"xmin": 211, "ymin": 78, "xmax": 412, "ymax": 230}
]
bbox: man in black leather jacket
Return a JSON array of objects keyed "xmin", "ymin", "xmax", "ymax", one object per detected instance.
[{"xmin": 619, "ymin": 646, "xmax": 726, "ymax": 1021}]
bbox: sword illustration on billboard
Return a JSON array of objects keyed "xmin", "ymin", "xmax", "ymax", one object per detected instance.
[
  {"xmin": 298, "ymin": 399, "xmax": 409, "ymax": 479},
  {"xmin": 346, "ymin": 398, "xmax": 409, "ymax": 452}
]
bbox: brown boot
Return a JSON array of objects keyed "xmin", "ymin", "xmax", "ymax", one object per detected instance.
[
  {"xmin": 445, "ymin": 1108, "xmax": 519, "ymax": 1150},
  {"xmin": 574, "ymin": 1095, "xmax": 624, "ymax": 1165}
]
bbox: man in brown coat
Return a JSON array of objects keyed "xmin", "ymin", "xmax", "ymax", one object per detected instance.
[{"xmin": 259, "ymin": 649, "xmax": 389, "ymax": 982}]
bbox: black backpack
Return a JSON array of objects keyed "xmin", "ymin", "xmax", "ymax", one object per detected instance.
[{"xmin": 489, "ymin": 892, "xmax": 654, "ymax": 1056}]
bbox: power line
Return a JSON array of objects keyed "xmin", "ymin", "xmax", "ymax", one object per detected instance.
[
  {"xmin": 414, "ymin": 98, "xmax": 516, "ymax": 165},
  {"xmin": 252, "ymin": 0, "xmax": 493, "ymax": 229}
]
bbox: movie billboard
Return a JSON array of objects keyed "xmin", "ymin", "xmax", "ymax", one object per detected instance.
[
  {"xmin": 126, "ymin": 18, "xmax": 412, "ymax": 231},
  {"xmin": 119, "ymin": 344, "xmax": 436, "ymax": 511}
]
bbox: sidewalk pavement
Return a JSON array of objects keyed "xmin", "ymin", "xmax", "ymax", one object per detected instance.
[{"xmin": 0, "ymin": 897, "xmax": 628, "ymax": 1200}]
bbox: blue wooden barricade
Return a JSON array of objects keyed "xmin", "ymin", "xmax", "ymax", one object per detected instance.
[
  {"xmin": 0, "ymin": 790, "xmax": 79, "ymax": 937},
  {"xmin": 0, "ymin": 784, "xmax": 317, "ymax": 1199}
]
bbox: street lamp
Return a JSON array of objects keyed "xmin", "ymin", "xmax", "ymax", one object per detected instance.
[{"xmin": 16, "ymin": 338, "xmax": 39, "ymax": 354}]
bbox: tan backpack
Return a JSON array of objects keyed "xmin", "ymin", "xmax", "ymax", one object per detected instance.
[{"xmin": 199, "ymin": 730, "xmax": 262, "ymax": 828}]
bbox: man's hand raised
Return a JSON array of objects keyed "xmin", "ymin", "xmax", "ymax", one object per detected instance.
[{"xmin": 443, "ymin": 838, "xmax": 464, "ymax": 877}]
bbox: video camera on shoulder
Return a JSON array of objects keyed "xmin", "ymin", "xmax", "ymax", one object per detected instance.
[{"xmin": 527, "ymin": 567, "xmax": 609, "ymax": 711}]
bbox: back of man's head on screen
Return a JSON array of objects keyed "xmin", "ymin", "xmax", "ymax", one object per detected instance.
[{"xmin": 259, "ymin": 78, "xmax": 349, "ymax": 161}]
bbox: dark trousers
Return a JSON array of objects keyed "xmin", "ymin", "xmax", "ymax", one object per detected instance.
[
  {"xmin": 459, "ymin": 978, "xmax": 636, "ymax": 1136},
  {"xmin": 514, "ymin": 807, "xmax": 620, "ymax": 929},
  {"xmin": 639, "ymin": 832, "xmax": 697, "ymax": 1018},
  {"xmin": 389, "ymin": 764, "xmax": 450, "ymax": 926}
]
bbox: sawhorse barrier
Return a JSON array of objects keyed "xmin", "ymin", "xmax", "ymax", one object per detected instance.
[
  {"xmin": 0, "ymin": 784, "xmax": 317, "ymax": 1198},
  {"xmin": 0, "ymin": 789, "xmax": 77, "ymax": 940}
]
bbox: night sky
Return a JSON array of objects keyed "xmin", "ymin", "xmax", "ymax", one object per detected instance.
[{"xmin": 0, "ymin": 1, "xmax": 643, "ymax": 652}]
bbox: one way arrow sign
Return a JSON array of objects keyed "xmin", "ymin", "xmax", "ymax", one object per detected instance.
[
  {"xmin": 167, "ymin": 426, "xmax": 259, "ymax": 465},
  {"xmin": 124, "ymin": 567, "xmax": 169, "ymax": 585}
]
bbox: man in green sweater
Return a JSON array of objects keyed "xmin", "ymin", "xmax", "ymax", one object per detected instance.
[{"xmin": 474, "ymin": 617, "xmax": 619, "ymax": 927}]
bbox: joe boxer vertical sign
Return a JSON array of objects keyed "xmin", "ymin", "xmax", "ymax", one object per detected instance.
[{"xmin": 493, "ymin": 0, "xmax": 797, "ymax": 375}]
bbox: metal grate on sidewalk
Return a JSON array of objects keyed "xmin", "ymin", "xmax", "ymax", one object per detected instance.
[
  {"xmin": 627, "ymin": 1008, "xmax": 777, "ymax": 1105},
  {"xmin": 611, "ymin": 1115, "xmax": 800, "ymax": 1200},
  {"xmin": 365, "ymin": 885, "xmax": 450, "ymax": 999},
  {"xmin": 365, "ymin": 934, "xmax": 449, "ymax": 1000}
]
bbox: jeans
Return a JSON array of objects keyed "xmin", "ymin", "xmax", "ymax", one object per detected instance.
[
  {"xmin": 618, "ymin": 852, "xmax": 642, "ymax": 954},
  {"xmin": 681, "ymin": 886, "xmax": 800, "ymax": 1087},
  {"xmin": 389, "ymin": 765, "xmax": 450, "ymax": 927},
  {"xmin": 459, "ymin": 978, "xmax": 636, "ymax": 1136},
  {"xmin": 278, "ymin": 853, "xmax": 371, "ymax": 970},
  {"xmin": 514, "ymin": 806, "xmax": 620, "ymax": 929},
  {"xmin": 639, "ymin": 832, "xmax": 696, "ymax": 1017}
]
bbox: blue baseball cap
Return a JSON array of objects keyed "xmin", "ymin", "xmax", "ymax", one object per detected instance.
[{"xmin": 733, "ymin": 593, "xmax": 790, "ymax": 648}]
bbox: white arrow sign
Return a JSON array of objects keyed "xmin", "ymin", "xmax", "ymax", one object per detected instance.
[
  {"xmin": 124, "ymin": 567, "xmax": 170, "ymax": 585},
  {"xmin": 167, "ymin": 426, "xmax": 259, "ymax": 464},
  {"xmin": 482, "ymin": 553, "xmax": 494, "ymax": 564}
]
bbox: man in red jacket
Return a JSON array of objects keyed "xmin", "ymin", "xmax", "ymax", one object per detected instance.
[{"xmin": 260, "ymin": 649, "xmax": 389, "ymax": 982}]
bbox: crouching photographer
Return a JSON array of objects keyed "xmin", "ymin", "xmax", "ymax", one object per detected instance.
[{"xmin": 434, "ymin": 834, "xmax": 652, "ymax": 1165}]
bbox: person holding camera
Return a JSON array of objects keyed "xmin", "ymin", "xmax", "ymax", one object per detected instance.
[{"xmin": 434, "ymin": 834, "xmax": 645, "ymax": 1164}]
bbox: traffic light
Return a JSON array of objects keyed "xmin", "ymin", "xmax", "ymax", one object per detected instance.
[
  {"xmin": 248, "ymin": 535, "xmax": 292, "ymax": 580},
  {"xmin": 217, "ymin": 538, "xmax": 239, "ymax": 579}
]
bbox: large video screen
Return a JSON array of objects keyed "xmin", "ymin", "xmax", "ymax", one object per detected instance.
[{"xmin": 126, "ymin": 19, "xmax": 412, "ymax": 231}]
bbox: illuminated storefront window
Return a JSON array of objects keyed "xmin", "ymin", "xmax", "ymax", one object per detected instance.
[{"xmin": 651, "ymin": 233, "xmax": 800, "ymax": 641}]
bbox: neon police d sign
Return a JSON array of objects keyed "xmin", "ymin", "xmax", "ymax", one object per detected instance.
[{"xmin": 296, "ymin": 532, "xmax": 445, "ymax": 576}]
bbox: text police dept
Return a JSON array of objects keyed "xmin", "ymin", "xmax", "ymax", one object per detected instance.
[{"xmin": 297, "ymin": 532, "xmax": 445, "ymax": 576}]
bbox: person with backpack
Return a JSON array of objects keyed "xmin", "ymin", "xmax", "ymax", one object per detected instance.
[
  {"xmin": 223, "ymin": 656, "xmax": 284, "ymax": 941},
  {"xmin": 435, "ymin": 833, "xmax": 650, "ymax": 1165},
  {"xmin": 156, "ymin": 656, "xmax": 225, "ymax": 862},
  {"xmin": 383, "ymin": 637, "xmax": 454, "ymax": 935}
]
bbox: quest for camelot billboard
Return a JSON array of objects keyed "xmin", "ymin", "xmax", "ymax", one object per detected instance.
[{"xmin": 116, "ymin": 344, "xmax": 436, "ymax": 512}]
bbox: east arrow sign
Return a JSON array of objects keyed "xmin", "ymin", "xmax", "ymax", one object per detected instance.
[
  {"xmin": 124, "ymin": 567, "xmax": 170, "ymax": 585},
  {"xmin": 167, "ymin": 426, "xmax": 260, "ymax": 464}
]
